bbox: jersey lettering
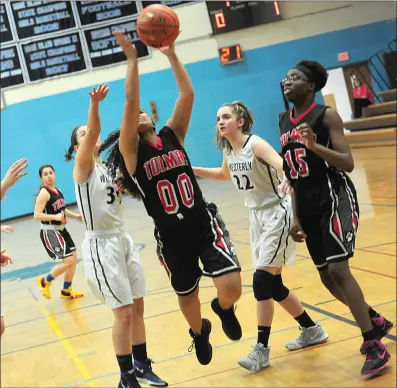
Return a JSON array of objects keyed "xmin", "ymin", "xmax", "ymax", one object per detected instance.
[
  {"xmin": 143, "ymin": 150, "xmax": 189, "ymax": 180},
  {"xmin": 280, "ymin": 128, "xmax": 317, "ymax": 147}
]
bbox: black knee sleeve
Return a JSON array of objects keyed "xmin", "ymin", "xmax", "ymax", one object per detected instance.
[
  {"xmin": 253, "ymin": 270, "xmax": 275, "ymax": 301},
  {"xmin": 273, "ymin": 274, "xmax": 290, "ymax": 302}
]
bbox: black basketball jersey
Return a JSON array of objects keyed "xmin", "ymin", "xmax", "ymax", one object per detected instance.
[
  {"xmin": 42, "ymin": 186, "xmax": 66, "ymax": 225},
  {"xmin": 133, "ymin": 126, "xmax": 205, "ymax": 228},
  {"xmin": 279, "ymin": 102, "xmax": 343, "ymax": 190}
]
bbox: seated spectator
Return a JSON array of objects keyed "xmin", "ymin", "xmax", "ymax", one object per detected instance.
[{"xmin": 352, "ymin": 79, "xmax": 374, "ymax": 118}]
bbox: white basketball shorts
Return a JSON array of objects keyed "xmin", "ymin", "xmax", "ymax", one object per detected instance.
[
  {"xmin": 82, "ymin": 230, "xmax": 147, "ymax": 309},
  {"xmin": 249, "ymin": 196, "xmax": 296, "ymax": 268}
]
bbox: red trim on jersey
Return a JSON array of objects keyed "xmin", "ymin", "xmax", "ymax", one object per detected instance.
[
  {"xmin": 147, "ymin": 136, "xmax": 163, "ymax": 150},
  {"xmin": 44, "ymin": 185, "xmax": 60, "ymax": 196},
  {"xmin": 289, "ymin": 102, "xmax": 317, "ymax": 125}
]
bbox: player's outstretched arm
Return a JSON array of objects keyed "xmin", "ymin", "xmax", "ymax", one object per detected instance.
[
  {"xmin": 113, "ymin": 32, "xmax": 140, "ymax": 176},
  {"xmin": 161, "ymin": 42, "xmax": 194, "ymax": 146},
  {"xmin": 1, "ymin": 159, "xmax": 28, "ymax": 200},
  {"xmin": 193, "ymin": 151, "xmax": 231, "ymax": 181},
  {"xmin": 74, "ymin": 85, "xmax": 109, "ymax": 184}
]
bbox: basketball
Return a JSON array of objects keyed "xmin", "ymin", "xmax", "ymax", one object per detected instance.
[{"xmin": 137, "ymin": 4, "xmax": 180, "ymax": 48}]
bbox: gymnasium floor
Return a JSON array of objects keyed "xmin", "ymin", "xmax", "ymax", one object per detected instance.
[{"xmin": 1, "ymin": 145, "xmax": 396, "ymax": 388}]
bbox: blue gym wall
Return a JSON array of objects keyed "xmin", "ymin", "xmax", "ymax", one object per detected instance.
[{"xmin": 1, "ymin": 19, "xmax": 396, "ymax": 220}]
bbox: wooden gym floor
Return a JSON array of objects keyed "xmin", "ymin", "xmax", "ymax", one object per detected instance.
[{"xmin": 1, "ymin": 145, "xmax": 396, "ymax": 387}]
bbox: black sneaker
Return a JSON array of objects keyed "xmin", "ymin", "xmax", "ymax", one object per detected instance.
[
  {"xmin": 118, "ymin": 371, "xmax": 141, "ymax": 388},
  {"xmin": 361, "ymin": 339, "xmax": 391, "ymax": 375},
  {"xmin": 360, "ymin": 314, "xmax": 394, "ymax": 354},
  {"xmin": 134, "ymin": 359, "xmax": 168, "ymax": 387},
  {"xmin": 211, "ymin": 298, "xmax": 242, "ymax": 341},
  {"xmin": 188, "ymin": 318, "xmax": 212, "ymax": 365}
]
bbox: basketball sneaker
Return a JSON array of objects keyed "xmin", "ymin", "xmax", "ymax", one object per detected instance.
[
  {"xmin": 237, "ymin": 343, "xmax": 270, "ymax": 371},
  {"xmin": 360, "ymin": 314, "xmax": 393, "ymax": 354},
  {"xmin": 134, "ymin": 359, "xmax": 168, "ymax": 387},
  {"xmin": 361, "ymin": 339, "xmax": 391, "ymax": 375},
  {"xmin": 188, "ymin": 318, "xmax": 213, "ymax": 365},
  {"xmin": 37, "ymin": 276, "xmax": 52, "ymax": 299},
  {"xmin": 211, "ymin": 298, "xmax": 242, "ymax": 340},
  {"xmin": 285, "ymin": 323, "xmax": 328, "ymax": 350},
  {"xmin": 118, "ymin": 371, "xmax": 141, "ymax": 388},
  {"xmin": 60, "ymin": 287, "xmax": 84, "ymax": 299}
]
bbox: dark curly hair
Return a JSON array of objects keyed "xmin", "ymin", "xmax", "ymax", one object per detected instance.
[
  {"xmin": 294, "ymin": 60, "xmax": 328, "ymax": 92},
  {"xmin": 98, "ymin": 130, "xmax": 143, "ymax": 200}
]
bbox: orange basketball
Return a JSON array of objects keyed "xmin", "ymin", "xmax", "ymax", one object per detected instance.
[{"xmin": 137, "ymin": 4, "xmax": 180, "ymax": 48}]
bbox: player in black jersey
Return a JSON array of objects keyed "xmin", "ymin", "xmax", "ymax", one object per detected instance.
[
  {"xmin": 34, "ymin": 164, "xmax": 84, "ymax": 300},
  {"xmin": 279, "ymin": 60, "xmax": 392, "ymax": 376},
  {"xmin": 101, "ymin": 32, "xmax": 242, "ymax": 366}
]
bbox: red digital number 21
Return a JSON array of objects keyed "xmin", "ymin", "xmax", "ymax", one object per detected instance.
[{"xmin": 285, "ymin": 149, "xmax": 309, "ymax": 179}]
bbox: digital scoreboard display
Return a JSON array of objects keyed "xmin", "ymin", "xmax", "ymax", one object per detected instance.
[{"xmin": 206, "ymin": 1, "xmax": 282, "ymax": 35}]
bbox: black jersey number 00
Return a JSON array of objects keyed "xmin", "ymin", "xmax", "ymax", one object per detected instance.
[{"xmin": 157, "ymin": 173, "xmax": 195, "ymax": 214}]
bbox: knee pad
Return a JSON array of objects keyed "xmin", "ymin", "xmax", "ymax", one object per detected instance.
[
  {"xmin": 273, "ymin": 274, "xmax": 290, "ymax": 302},
  {"xmin": 253, "ymin": 270, "xmax": 275, "ymax": 301}
]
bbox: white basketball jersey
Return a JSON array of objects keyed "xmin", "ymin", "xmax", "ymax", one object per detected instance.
[
  {"xmin": 226, "ymin": 135, "xmax": 284, "ymax": 209},
  {"xmin": 75, "ymin": 163, "xmax": 124, "ymax": 231}
]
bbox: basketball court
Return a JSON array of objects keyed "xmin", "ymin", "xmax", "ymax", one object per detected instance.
[{"xmin": 1, "ymin": 145, "xmax": 395, "ymax": 387}]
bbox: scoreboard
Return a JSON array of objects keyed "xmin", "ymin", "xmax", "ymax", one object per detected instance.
[
  {"xmin": 0, "ymin": 0, "xmax": 190, "ymax": 89},
  {"xmin": 1, "ymin": 1, "xmax": 283, "ymax": 89},
  {"xmin": 206, "ymin": 1, "xmax": 282, "ymax": 35}
]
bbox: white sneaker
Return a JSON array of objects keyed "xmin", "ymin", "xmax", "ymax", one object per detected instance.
[
  {"xmin": 285, "ymin": 323, "xmax": 328, "ymax": 350},
  {"xmin": 237, "ymin": 343, "xmax": 270, "ymax": 371}
]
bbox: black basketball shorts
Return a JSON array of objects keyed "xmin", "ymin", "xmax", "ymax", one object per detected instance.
[
  {"xmin": 298, "ymin": 174, "xmax": 359, "ymax": 271},
  {"xmin": 154, "ymin": 202, "xmax": 241, "ymax": 296},
  {"xmin": 40, "ymin": 228, "xmax": 76, "ymax": 260}
]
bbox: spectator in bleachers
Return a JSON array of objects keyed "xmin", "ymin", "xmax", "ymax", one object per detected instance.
[{"xmin": 352, "ymin": 78, "xmax": 374, "ymax": 118}]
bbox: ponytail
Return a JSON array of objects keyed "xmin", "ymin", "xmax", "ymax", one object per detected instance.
[{"xmin": 65, "ymin": 126, "xmax": 81, "ymax": 161}]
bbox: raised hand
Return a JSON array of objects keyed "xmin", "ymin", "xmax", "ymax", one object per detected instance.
[
  {"xmin": 298, "ymin": 123, "xmax": 316, "ymax": 150},
  {"xmin": 113, "ymin": 31, "xmax": 137, "ymax": 60},
  {"xmin": 2, "ymin": 158, "xmax": 28, "ymax": 190},
  {"xmin": 157, "ymin": 38, "xmax": 179, "ymax": 57},
  {"xmin": 89, "ymin": 84, "xmax": 109, "ymax": 103}
]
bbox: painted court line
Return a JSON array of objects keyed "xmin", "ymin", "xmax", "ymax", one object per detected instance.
[
  {"xmin": 35, "ymin": 299, "xmax": 97, "ymax": 388},
  {"xmin": 357, "ymin": 248, "xmax": 396, "ymax": 258},
  {"xmin": 62, "ymin": 298, "xmax": 396, "ymax": 387}
]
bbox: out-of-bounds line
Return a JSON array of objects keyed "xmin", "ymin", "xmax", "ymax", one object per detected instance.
[{"xmin": 61, "ymin": 298, "xmax": 396, "ymax": 388}]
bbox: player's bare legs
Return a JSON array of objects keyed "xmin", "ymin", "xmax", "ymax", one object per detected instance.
[
  {"xmin": 211, "ymin": 271, "xmax": 242, "ymax": 341},
  {"xmin": 179, "ymin": 287, "xmax": 212, "ymax": 365},
  {"xmin": 130, "ymin": 298, "xmax": 167, "ymax": 387},
  {"xmin": 178, "ymin": 287, "xmax": 202, "ymax": 334}
]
